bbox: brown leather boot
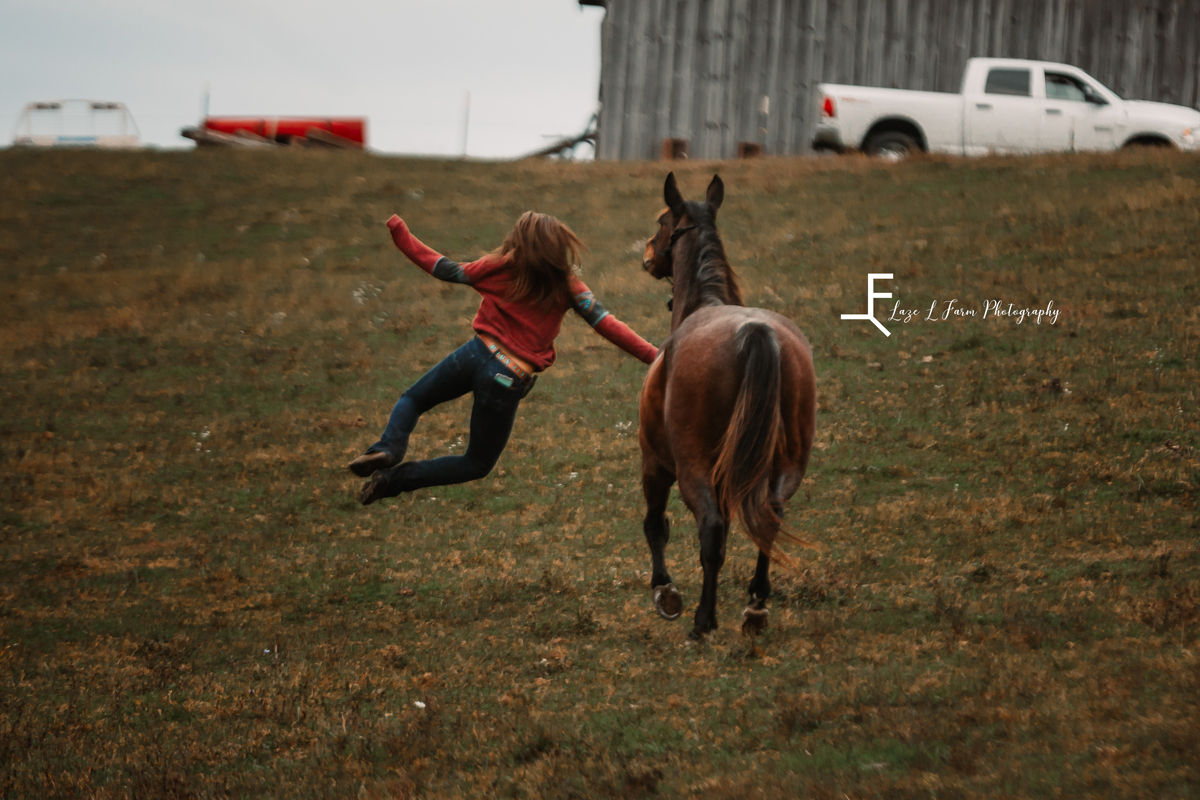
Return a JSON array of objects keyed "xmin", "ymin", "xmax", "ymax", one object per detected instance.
[
  {"xmin": 359, "ymin": 471, "xmax": 392, "ymax": 505},
  {"xmin": 347, "ymin": 451, "xmax": 393, "ymax": 477}
]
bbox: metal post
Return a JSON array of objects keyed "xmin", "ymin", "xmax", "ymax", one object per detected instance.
[{"xmin": 462, "ymin": 91, "xmax": 471, "ymax": 157}]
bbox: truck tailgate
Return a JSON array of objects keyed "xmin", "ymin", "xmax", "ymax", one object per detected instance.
[{"xmin": 818, "ymin": 85, "xmax": 964, "ymax": 154}]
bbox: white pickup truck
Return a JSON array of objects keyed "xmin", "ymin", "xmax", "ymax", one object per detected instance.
[{"xmin": 814, "ymin": 57, "xmax": 1200, "ymax": 158}]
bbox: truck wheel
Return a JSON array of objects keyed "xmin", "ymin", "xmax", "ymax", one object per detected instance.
[
  {"xmin": 864, "ymin": 131, "xmax": 918, "ymax": 161},
  {"xmin": 1121, "ymin": 136, "xmax": 1172, "ymax": 150}
]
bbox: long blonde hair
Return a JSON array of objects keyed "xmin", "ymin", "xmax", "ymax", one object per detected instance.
[{"xmin": 494, "ymin": 211, "xmax": 583, "ymax": 309}]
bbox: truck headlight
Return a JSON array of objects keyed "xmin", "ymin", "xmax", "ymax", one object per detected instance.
[{"xmin": 1184, "ymin": 127, "xmax": 1195, "ymax": 145}]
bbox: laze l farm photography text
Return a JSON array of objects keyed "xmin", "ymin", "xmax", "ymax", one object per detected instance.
[{"xmin": 888, "ymin": 298, "xmax": 1062, "ymax": 326}]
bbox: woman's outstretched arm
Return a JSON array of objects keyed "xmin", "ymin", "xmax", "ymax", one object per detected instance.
[
  {"xmin": 570, "ymin": 282, "xmax": 658, "ymax": 364},
  {"xmin": 386, "ymin": 215, "xmax": 472, "ymax": 285}
]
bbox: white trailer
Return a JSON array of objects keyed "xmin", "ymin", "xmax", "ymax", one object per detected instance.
[{"xmin": 13, "ymin": 100, "xmax": 140, "ymax": 148}]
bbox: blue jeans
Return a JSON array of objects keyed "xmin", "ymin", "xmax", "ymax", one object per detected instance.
[{"xmin": 365, "ymin": 337, "xmax": 531, "ymax": 496}]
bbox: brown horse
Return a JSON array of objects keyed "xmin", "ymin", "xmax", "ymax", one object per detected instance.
[{"xmin": 638, "ymin": 173, "xmax": 817, "ymax": 640}]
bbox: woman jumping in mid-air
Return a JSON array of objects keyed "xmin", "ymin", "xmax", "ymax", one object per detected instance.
[{"xmin": 351, "ymin": 212, "xmax": 658, "ymax": 505}]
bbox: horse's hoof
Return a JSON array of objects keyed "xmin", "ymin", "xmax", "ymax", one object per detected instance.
[
  {"xmin": 741, "ymin": 605, "xmax": 769, "ymax": 636},
  {"xmin": 653, "ymin": 583, "xmax": 683, "ymax": 620}
]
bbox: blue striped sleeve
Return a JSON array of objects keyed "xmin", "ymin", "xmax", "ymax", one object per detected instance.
[
  {"xmin": 572, "ymin": 290, "xmax": 610, "ymax": 327},
  {"xmin": 431, "ymin": 257, "xmax": 471, "ymax": 285}
]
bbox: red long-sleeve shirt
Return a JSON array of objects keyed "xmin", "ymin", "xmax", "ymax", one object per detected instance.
[{"xmin": 387, "ymin": 215, "xmax": 658, "ymax": 371}]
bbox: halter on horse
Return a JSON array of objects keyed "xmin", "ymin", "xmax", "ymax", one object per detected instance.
[{"xmin": 638, "ymin": 173, "xmax": 818, "ymax": 640}]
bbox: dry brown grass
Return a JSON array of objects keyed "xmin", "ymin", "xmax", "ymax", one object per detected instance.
[{"xmin": 1, "ymin": 146, "xmax": 1198, "ymax": 798}]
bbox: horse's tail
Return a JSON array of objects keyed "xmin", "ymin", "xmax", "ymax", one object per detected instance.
[{"xmin": 711, "ymin": 323, "xmax": 812, "ymax": 565}]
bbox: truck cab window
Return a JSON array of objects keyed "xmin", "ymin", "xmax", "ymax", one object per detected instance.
[
  {"xmin": 1045, "ymin": 73, "xmax": 1088, "ymax": 102},
  {"xmin": 985, "ymin": 69, "xmax": 1031, "ymax": 97}
]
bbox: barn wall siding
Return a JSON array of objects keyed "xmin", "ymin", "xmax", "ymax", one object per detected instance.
[{"xmin": 594, "ymin": 0, "xmax": 1200, "ymax": 160}]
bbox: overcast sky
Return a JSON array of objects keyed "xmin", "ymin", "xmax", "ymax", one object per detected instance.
[{"xmin": 1, "ymin": 0, "xmax": 606, "ymax": 157}]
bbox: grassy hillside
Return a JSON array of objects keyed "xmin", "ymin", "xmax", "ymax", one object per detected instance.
[{"xmin": 1, "ymin": 147, "xmax": 1198, "ymax": 798}]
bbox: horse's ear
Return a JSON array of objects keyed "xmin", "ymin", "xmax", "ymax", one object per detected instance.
[
  {"xmin": 705, "ymin": 174, "xmax": 724, "ymax": 213},
  {"xmin": 664, "ymin": 172, "xmax": 685, "ymax": 217}
]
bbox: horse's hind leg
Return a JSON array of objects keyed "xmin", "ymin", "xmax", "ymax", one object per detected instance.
[
  {"xmin": 742, "ymin": 499, "xmax": 782, "ymax": 636},
  {"xmin": 643, "ymin": 466, "xmax": 682, "ymax": 621},
  {"xmin": 743, "ymin": 551, "xmax": 772, "ymax": 635},
  {"xmin": 689, "ymin": 490, "xmax": 728, "ymax": 639}
]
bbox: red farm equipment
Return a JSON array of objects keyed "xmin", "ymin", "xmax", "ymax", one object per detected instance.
[{"xmin": 182, "ymin": 116, "xmax": 366, "ymax": 149}]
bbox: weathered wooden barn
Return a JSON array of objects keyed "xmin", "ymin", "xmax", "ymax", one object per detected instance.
[{"xmin": 583, "ymin": 0, "xmax": 1200, "ymax": 160}]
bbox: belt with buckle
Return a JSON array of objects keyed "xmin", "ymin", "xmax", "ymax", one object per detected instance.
[{"xmin": 477, "ymin": 334, "xmax": 534, "ymax": 383}]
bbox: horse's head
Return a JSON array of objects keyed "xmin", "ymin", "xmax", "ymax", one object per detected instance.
[{"xmin": 642, "ymin": 172, "xmax": 724, "ymax": 280}]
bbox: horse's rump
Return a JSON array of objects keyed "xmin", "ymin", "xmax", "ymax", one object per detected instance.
[{"xmin": 662, "ymin": 309, "xmax": 817, "ymax": 561}]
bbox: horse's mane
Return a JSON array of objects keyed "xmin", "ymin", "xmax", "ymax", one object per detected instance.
[{"xmin": 684, "ymin": 203, "xmax": 743, "ymax": 308}]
